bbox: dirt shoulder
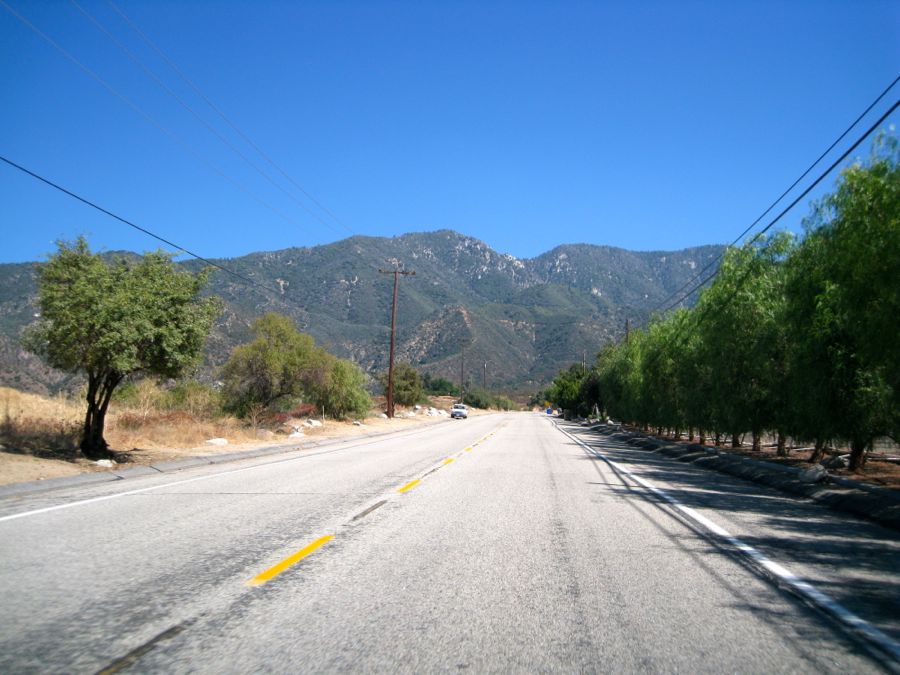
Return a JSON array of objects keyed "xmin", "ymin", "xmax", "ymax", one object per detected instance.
[
  {"xmin": 621, "ymin": 426, "xmax": 900, "ymax": 492},
  {"xmin": 0, "ymin": 406, "xmax": 484, "ymax": 485}
]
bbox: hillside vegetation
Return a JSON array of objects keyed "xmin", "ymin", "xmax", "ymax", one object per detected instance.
[{"xmin": 0, "ymin": 232, "xmax": 723, "ymax": 394}]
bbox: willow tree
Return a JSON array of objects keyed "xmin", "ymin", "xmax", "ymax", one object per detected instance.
[
  {"xmin": 784, "ymin": 133, "xmax": 898, "ymax": 469},
  {"xmin": 27, "ymin": 238, "xmax": 221, "ymax": 458}
]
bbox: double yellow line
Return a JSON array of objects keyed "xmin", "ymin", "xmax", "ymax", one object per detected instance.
[{"xmin": 247, "ymin": 429, "xmax": 498, "ymax": 587}]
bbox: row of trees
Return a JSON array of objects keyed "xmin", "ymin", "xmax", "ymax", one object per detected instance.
[{"xmin": 546, "ymin": 134, "xmax": 898, "ymax": 470}]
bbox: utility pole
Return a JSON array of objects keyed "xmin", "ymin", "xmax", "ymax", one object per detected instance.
[
  {"xmin": 482, "ymin": 361, "xmax": 487, "ymax": 391},
  {"xmin": 378, "ymin": 266, "xmax": 415, "ymax": 418},
  {"xmin": 459, "ymin": 344, "xmax": 465, "ymax": 403},
  {"xmin": 582, "ymin": 351, "xmax": 586, "ymax": 374}
]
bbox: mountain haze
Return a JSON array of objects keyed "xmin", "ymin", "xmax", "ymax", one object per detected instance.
[{"xmin": 0, "ymin": 231, "xmax": 723, "ymax": 394}]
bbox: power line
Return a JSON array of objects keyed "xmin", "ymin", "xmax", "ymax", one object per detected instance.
[
  {"xmin": 105, "ymin": 0, "xmax": 353, "ymax": 236},
  {"xmin": 658, "ymin": 97, "xmax": 899, "ymax": 320},
  {"xmin": 67, "ymin": 0, "xmax": 348, "ymax": 237},
  {"xmin": 0, "ymin": 154, "xmax": 304, "ymax": 309},
  {"xmin": 0, "ymin": 0, "xmax": 311, "ymax": 233},
  {"xmin": 640, "ymin": 75, "xmax": 900, "ymax": 326}
]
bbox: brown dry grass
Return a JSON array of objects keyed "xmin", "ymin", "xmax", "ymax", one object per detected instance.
[{"xmin": 0, "ymin": 386, "xmax": 460, "ymax": 486}]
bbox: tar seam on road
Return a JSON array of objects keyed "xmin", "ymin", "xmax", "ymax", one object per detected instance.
[
  {"xmin": 351, "ymin": 500, "xmax": 387, "ymax": 521},
  {"xmin": 94, "ymin": 620, "xmax": 194, "ymax": 675},
  {"xmin": 247, "ymin": 535, "xmax": 335, "ymax": 587},
  {"xmin": 554, "ymin": 421, "xmax": 900, "ymax": 670}
]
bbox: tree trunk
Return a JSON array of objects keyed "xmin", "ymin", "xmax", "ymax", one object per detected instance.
[
  {"xmin": 808, "ymin": 439, "xmax": 825, "ymax": 464},
  {"xmin": 848, "ymin": 438, "xmax": 868, "ymax": 471},
  {"xmin": 714, "ymin": 433, "xmax": 721, "ymax": 447},
  {"xmin": 688, "ymin": 427, "xmax": 695, "ymax": 442},
  {"xmin": 752, "ymin": 430, "xmax": 761, "ymax": 452},
  {"xmin": 698, "ymin": 430, "xmax": 706, "ymax": 445},
  {"xmin": 80, "ymin": 370, "xmax": 121, "ymax": 459},
  {"xmin": 731, "ymin": 433, "xmax": 740, "ymax": 448},
  {"xmin": 776, "ymin": 431, "xmax": 787, "ymax": 457}
]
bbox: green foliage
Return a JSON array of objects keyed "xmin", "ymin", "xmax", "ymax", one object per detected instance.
[
  {"xmin": 378, "ymin": 362, "xmax": 425, "ymax": 407},
  {"xmin": 25, "ymin": 238, "xmax": 220, "ymax": 457},
  {"xmin": 422, "ymin": 373, "xmax": 459, "ymax": 396},
  {"xmin": 309, "ymin": 357, "xmax": 372, "ymax": 420},
  {"xmin": 545, "ymin": 364, "xmax": 587, "ymax": 416},
  {"xmin": 557, "ymin": 131, "xmax": 898, "ymax": 469},
  {"xmin": 222, "ymin": 313, "xmax": 373, "ymax": 421},
  {"xmin": 461, "ymin": 387, "xmax": 518, "ymax": 410},
  {"xmin": 221, "ymin": 313, "xmax": 330, "ymax": 417}
]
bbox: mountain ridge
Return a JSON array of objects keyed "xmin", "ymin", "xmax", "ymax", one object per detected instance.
[{"xmin": 0, "ymin": 230, "xmax": 723, "ymax": 395}]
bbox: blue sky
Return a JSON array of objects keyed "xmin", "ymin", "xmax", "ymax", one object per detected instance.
[{"xmin": 1, "ymin": 0, "xmax": 898, "ymax": 264}]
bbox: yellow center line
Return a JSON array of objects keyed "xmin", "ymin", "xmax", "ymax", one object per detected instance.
[
  {"xmin": 465, "ymin": 446, "xmax": 473, "ymax": 452},
  {"xmin": 398, "ymin": 479, "xmax": 421, "ymax": 493},
  {"xmin": 247, "ymin": 535, "xmax": 334, "ymax": 587},
  {"xmin": 443, "ymin": 458, "xmax": 455, "ymax": 465}
]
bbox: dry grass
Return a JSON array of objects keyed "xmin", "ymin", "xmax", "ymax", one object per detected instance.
[
  {"xmin": 0, "ymin": 386, "xmax": 261, "ymax": 458},
  {"xmin": 0, "ymin": 385, "xmax": 461, "ymax": 487},
  {"xmin": 0, "ymin": 387, "xmax": 82, "ymax": 459}
]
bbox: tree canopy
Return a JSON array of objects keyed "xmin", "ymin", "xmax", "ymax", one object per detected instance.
[
  {"xmin": 549, "ymin": 131, "xmax": 899, "ymax": 470},
  {"xmin": 26, "ymin": 238, "xmax": 221, "ymax": 457},
  {"xmin": 221, "ymin": 313, "xmax": 371, "ymax": 420}
]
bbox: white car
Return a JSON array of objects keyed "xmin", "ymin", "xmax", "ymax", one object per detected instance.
[{"xmin": 450, "ymin": 403, "xmax": 468, "ymax": 419}]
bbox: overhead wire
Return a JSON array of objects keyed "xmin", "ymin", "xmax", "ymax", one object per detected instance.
[
  {"xmin": 0, "ymin": 154, "xmax": 310, "ymax": 320},
  {"xmin": 618, "ymin": 97, "xmax": 899, "ymax": 375},
  {"xmin": 0, "ymin": 0, "xmax": 314, "ymax": 235},
  {"xmin": 662, "ymin": 97, "xmax": 898, "ymax": 318},
  {"xmin": 105, "ymin": 0, "xmax": 353, "ymax": 236},
  {"xmin": 67, "ymin": 0, "xmax": 348, "ymax": 237},
  {"xmin": 640, "ymin": 75, "xmax": 900, "ymax": 328}
]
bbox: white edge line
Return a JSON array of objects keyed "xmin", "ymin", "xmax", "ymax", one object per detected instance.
[
  {"xmin": 555, "ymin": 422, "xmax": 900, "ymax": 666},
  {"xmin": 1, "ymin": 418, "xmax": 506, "ymax": 525}
]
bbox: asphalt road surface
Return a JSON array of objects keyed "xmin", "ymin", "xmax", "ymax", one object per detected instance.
[{"xmin": 1, "ymin": 413, "xmax": 898, "ymax": 673}]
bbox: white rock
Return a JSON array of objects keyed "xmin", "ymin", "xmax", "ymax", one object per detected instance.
[
  {"xmin": 379, "ymin": 413, "xmax": 388, "ymax": 419},
  {"xmin": 95, "ymin": 459, "xmax": 116, "ymax": 468},
  {"xmin": 800, "ymin": 464, "xmax": 828, "ymax": 483},
  {"xmin": 305, "ymin": 419, "xmax": 323, "ymax": 428},
  {"xmin": 205, "ymin": 438, "xmax": 228, "ymax": 446},
  {"xmin": 288, "ymin": 431, "xmax": 304, "ymax": 438}
]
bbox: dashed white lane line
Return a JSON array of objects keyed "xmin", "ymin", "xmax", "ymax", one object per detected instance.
[{"xmin": 556, "ymin": 423, "xmax": 900, "ymax": 668}]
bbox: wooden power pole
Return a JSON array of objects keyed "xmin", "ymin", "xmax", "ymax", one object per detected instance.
[{"xmin": 378, "ymin": 266, "xmax": 415, "ymax": 418}]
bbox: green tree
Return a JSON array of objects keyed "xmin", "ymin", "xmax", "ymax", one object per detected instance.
[
  {"xmin": 221, "ymin": 313, "xmax": 329, "ymax": 417},
  {"xmin": 309, "ymin": 357, "xmax": 372, "ymax": 420},
  {"xmin": 693, "ymin": 234, "xmax": 792, "ymax": 449},
  {"xmin": 784, "ymin": 137, "xmax": 898, "ymax": 469},
  {"xmin": 545, "ymin": 364, "xmax": 586, "ymax": 417},
  {"xmin": 26, "ymin": 238, "xmax": 220, "ymax": 458},
  {"xmin": 421, "ymin": 373, "xmax": 459, "ymax": 396},
  {"xmin": 820, "ymin": 134, "xmax": 899, "ymax": 407},
  {"xmin": 378, "ymin": 362, "xmax": 425, "ymax": 407}
]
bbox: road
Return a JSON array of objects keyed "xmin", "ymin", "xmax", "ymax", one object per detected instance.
[{"xmin": 1, "ymin": 413, "xmax": 898, "ymax": 673}]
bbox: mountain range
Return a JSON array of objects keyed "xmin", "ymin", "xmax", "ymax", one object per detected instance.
[{"xmin": 0, "ymin": 230, "xmax": 723, "ymax": 395}]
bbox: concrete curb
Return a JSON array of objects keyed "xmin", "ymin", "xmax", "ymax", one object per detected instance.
[
  {"xmin": 593, "ymin": 426, "xmax": 900, "ymax": 534},
  {"xmin": 0, "ymin": 418, "xmax": 453, "ymax": 499}
]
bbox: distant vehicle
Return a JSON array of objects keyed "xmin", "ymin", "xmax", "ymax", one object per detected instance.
[{"xmin": 450, "ymin": 403, "xmax": 468, "ymax": 419}]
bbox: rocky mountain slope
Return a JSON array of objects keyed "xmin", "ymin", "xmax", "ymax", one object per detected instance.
[{"xmin": 0, "ymin": 230, "xmax": 723, "ymax": 394}]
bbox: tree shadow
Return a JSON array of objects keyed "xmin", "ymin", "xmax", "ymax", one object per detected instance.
[{"xmin": 559, "ymin": 422, "xmax": 900, "ymax": 648}]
